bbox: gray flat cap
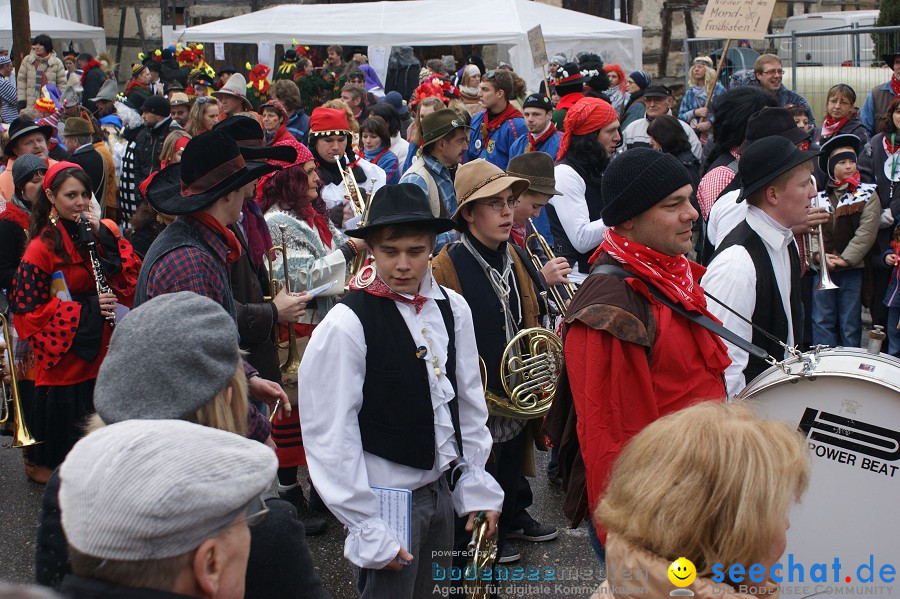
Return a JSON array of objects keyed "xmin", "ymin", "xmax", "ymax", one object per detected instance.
[
  {"xmin": 93, "ymin": 291, "xmax": 240, "ymax": 424},
  {"xmin": 59, "ymin": 419, "xmax": 277, "ymax": 560}
]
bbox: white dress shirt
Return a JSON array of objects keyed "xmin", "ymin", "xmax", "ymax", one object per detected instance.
[
  {"xmin": 701, "ymin": 205, "xmax": 798, "ymax": 398},
  {"xmin": 296, "ymin": 272, "xmax": 504, "ymax": 569},
  {"xmin": 550, "ymin": 163, "xmax": 608, "ymax": 284},
  {"xmin": 707, "ymin": 189, "xmax": 746, "ymax": 248}
]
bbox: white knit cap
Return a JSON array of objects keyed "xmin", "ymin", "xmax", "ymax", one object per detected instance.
[{"xmin": 59, "ymin": 420, "xmax": 277, "ymax": 560}]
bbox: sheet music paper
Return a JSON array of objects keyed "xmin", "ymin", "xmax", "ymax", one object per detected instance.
[{"xmin": 372, "ymin": 486, "xmax": 412, "ymax": 564}]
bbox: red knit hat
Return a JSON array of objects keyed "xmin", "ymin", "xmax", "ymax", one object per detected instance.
[
  {"xmin": 34, "ymin": 97, "xmax": 57, "ymax": 113},
  {"xmin": 308, "ymin": 107, "xmax": 350, "ymax": 137},
  {"xmin": 556, "ymin": 97, "xmax": 618, "ymax": 161}
]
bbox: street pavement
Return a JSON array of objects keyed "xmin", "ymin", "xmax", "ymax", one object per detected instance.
[{"xmin": 0, "ymin": 441, "xmax": 603, "ymax": 598}]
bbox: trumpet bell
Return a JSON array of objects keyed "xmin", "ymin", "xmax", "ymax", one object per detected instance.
[{"xmin": 0, "ymin": 314, "xmax": 40, "ymax": 448}]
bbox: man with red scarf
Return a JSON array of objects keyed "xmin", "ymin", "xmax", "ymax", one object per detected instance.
[
  {"xmin": 508, "ymin": 93, "xmax": 561, "ymax": 161},
  {"xmin": 861, "ymin": 51, "xmax": 900, "ymax": 135},
  {"xmin": 466, "ymin": 69, "xmax": 525, "ymax": 168},
  {"xmin": 550, "ymin": 148, "xmax": 729, "ymax": 560}
]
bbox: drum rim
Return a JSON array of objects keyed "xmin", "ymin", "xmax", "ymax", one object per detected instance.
[{"xmin": 736, "ymin": 347, "xmax": 900, "ymax": 399}]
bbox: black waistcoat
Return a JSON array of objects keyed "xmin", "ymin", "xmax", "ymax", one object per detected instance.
[
  {"xmin": 711, "ymin": 220, "xmax": 802, "ymax": 383},
  {"xmin": 547, "ymin": 159, "xmax": 605, "ymax": 275},
  {"xmin": 342, "ymin": 289, "xmax": 463, "ymax": 470}
]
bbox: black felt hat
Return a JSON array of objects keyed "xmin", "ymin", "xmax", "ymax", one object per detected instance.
[
  {"xmin": 344, "ymin": 183, "xmax": 457, "ymax": 238},
  {"xmin": 817, "ymin": 133, "xmax": 861, "ymax": 177},
  {"xmin": 4, "ymin": 118, "xmax": 53, "ymax": 157},
  {"xmin": 146, "ymin": 131, "xmax": 280, "ymax": 215},
  {"xmin": 738, "ymin": 135, "xmax": 818, "ymax": 202},
  {"xmin": 740, "ymin": 107, "xmax": 810, "ymax": 152},
  {"xmin": 211, "ymin": 116, "xmax": 298, "ymax": 164}
]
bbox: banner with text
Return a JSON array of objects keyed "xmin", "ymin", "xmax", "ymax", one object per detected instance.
[{"xmin": 697, "ymin": 0, "xmax": 777, "ymax": 40}]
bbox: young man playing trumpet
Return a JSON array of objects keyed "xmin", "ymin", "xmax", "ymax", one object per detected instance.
[
  {"xmin": 296, "ymin": 184, "xmax": 502, "ymax": 599},
  {"xmin": 432, "ymin": 159, "xmax": 559, "ymax": 565}
]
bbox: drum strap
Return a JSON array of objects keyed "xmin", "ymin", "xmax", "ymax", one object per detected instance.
[{"xmin": 592, "ymin": 264, "xmax": 772, "ymax": 362}]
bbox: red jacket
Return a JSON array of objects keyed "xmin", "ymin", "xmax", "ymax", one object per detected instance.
[
  {"xmin": 564, "ymin": 271, "xmax": 727, "ymax": 540},
  {"xmin": 11, "ymin": 221, "xmax": 140, "ymax": 386}
]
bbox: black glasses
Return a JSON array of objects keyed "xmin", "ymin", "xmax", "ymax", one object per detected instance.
[
  {"xmin": 241, "ymin": 495, "xmax": 270, "ymax": 527},
  {"xmin": 476, "ymin": 198, "xmax": 520, "ymax": 211}
]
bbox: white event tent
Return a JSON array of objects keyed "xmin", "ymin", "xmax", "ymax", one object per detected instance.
[
  {"xmin": 0, "ymin": 2, "xmax": 106, "ymax": 55},
  {"xmin": 182, "ymin": 0, "xmax": 642, "ymax": 93}
]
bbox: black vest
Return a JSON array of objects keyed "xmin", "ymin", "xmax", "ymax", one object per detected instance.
[
  {"xmin": 342, "ymin": 289, "xmax": 463, "ymax": 470},
  {"xmin": 134, "ymin": 219, "xmax": 236, "ymax": 317},
  {"xmin": 711, "ymin": 220, "xmax": 802, "ymax": 383},
  {"xmin": 547, "ymin": 159, "xmax": 605, "ymax": 275}
]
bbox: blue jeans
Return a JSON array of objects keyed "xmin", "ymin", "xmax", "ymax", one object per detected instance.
[
  {"xmin": 586, "ymin": 518, "xmax": 606, "ymax": 563},
  {"xmin": 887, "ymin": 307, "xmax": 900, "ymax": 357},
  {"xmin": 811, "ymin": 269, "xmax": 863, "ymax": 348}
]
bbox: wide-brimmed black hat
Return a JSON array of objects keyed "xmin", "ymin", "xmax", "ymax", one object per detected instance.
[
  {"xmin": 740, "ymin": 107, "xmax": 809, "ymax": 152},
  {"xmin": 345, "ymin": 183, "xmax": 457, "ymax": 238},
  {"xmin": 817, "ymin": 133, "xmax": 861, "ymax": 176},
  {"xmin": 146, "ymin": 131, "xmax": 280, "ymax": 215},
  {"xmin": 211, "ymin": 116, "xmax": 298, "ymax": 163},
  {"xmin": 738, "ymin": 136, "xmax": 818, "ymax": 202},
  {"xmin": 4, "ymin": 118, "xmax": 53, "ymax": 157}
]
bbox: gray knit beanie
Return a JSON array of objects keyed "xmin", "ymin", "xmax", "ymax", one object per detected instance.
[
  {"xmin": 11, "ymin": 154, "xmax": 48, "ymax": 190},
  {"xmin": 93, "ymin": 291, "xmax": 241, "ymax": 424},
  {"xmin": 59, "ymin": 419, "xmax": 277, "ymax": 559},
  {"xmin": 600, "ymin": 148, "xmax": 693, "ymax": 226}
]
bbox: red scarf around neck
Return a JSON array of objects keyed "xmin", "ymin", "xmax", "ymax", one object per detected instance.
[
  {"xmin": 350, "ymin": 275, "xmax": 426, "ymax": 313},
  {"xmin": 191, "ymin": 212, "xmax": 242, "ymax": 263},
  {"xmin": 819, "ymin": 115, "xmax": 849, "ymax": 141},
  {"xmin": 481, "ymin": 103, "xmax": 523, "ymax": 146},
  {"xmin": 891, "ymin": 76, "xmax": 900, "ymax": 97},
  {"xmin": 834, "ymin": 171, "xmax": 861, "ymax": 191},
  {"xmin": 79, "ymin": 59, "xmax": 103, "ymax": 86},
  {"xmin": 884, "ymin": 134, "xmax": 900, "ymax": 156},
  {"xmin": 592, "ymin": 228, "xmax": 728, "ymax": 362},
  {"xmin": 527, "ymin": 123, "xmax": 558, "ymax": 152}
]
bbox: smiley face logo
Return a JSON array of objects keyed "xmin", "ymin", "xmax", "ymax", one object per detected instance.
[{"xmin": 668, "ymin": 557, "xmax": 697, "ymax": 588}]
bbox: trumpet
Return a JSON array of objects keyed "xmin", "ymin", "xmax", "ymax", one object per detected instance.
[
  {"xmin": 265, "ymin": 224, "xmax": 302, "ymax": 375},
  {"xmin": 0, "ymin": 313, "xmax": 40, "ymax": 448},
  {"xmin": 465, "ymin": 511, "xmax": 497, "ymax": 599},
  {"xmin": 525, "ymin": 218, "xmax": 575, "ymax": 316},
  {"xmin": 339, "ymin": 155, "xmax": 366, "ymax": 219},
  {"xmin": 806, "ymin": 176, "xmax": 839, "ymax": 291}
]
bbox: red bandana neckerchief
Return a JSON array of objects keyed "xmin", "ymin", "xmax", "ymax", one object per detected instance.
[
  {"xmin": 510, "ymin": 223, "xmax": 526, "ymax": 247},
  {"xmin": 191, "ymin": 212, "xmax": 242, "ymax": 263},
  {"xmin": 351, "ymin": 275, "xmax": 426, "ymax": 313},
  {"xmin": 592, "ymin": 229, "xmax": 728, "ymax": 362},
  {"xmin": 526, "ymin": 123, "xmax": 558, "ymax": 153},
  {"xmin": 819, "ymin": 115, "xmax": 849, "ymax": 141},
  {"xmin": 834, "ymin": 171, "xmax": 861, "ymax": 192},
  {"xmin": 480, "ymin": 103, "xmax": 523, "ymax": 147},
  {"xmin": 884, "ymin": 134, "xmax": 900, "ymax": 156},
  {"xmin": 891, "ymin": 76, "xmax": 900, "ymax": 97}
]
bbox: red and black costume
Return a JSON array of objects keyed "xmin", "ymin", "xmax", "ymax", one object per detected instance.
[{"xmin": 10, "ymin": 219, "xmax": 139, "ymax": 468}]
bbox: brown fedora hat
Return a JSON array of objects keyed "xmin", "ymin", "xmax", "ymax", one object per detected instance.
[
  {"xmin": 452, "ymin": 158, "xmax": 530, "ymax": 223},
  {"xmin": 506, "ymin": 152, "xmax": 561, "ymax": 196}
]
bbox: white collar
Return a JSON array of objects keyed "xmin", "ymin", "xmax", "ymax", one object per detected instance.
[
  {"xmin": 387, "ymin": 270, "xmax": 445, "ymax": 301},
  {"xmin": 746, "ymin": 205, "xmax": 794, "ymax": 251}
]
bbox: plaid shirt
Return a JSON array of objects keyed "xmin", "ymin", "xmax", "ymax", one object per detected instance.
[
  {"xmin": 698, "ymin": 148, "xmax": 740, "ymax": 220},
  {"xmin": 400, "ymin": 153, "xmax": 460, "ymax": 250},
  {"xmin": 144, "ymin": 214, "xmax": 267, "ymax": 420}
]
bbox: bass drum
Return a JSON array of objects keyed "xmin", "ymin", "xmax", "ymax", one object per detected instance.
[{"xmin": 736, "ymin": 347, "xmax": 900, "ymax": 598}]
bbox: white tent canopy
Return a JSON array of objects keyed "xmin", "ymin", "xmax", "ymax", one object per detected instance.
[
  {"xmin": 182, "ymin": 0, "xmax": 642, "ymax": 94},
  {"xmin": 0, "ymin": 2, "xmax": 106, "ymax": 55}
]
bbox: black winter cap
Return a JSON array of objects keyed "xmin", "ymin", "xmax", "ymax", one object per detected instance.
[{"xmin": 600, "ymin": 148, "xmax": 692, "ymax": 226}]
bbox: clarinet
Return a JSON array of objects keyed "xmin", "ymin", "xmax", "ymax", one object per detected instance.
[{"xmin": 78, "ymin": 214, "xmax": 116, "ymax": 329}]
